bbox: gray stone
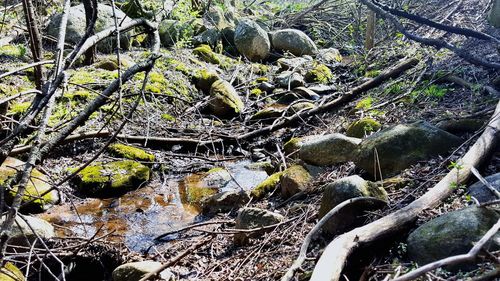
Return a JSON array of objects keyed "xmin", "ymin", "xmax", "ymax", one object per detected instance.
[
  {"xmin": 299, "ymin": 134, "xmax": 362, "ymax": 166},
  {"xmin": 234, "ymin": 19, "xmax": 271, "ymax": 62},
  {"xmin": 319, "ymin": 175, "xmax": 387, "ymax": 235},
  {"xmin": 355, "ymin": 121, "xmax": 462, "ymax": 177},
  {"xmin": 3, "ymin": 215, "xmax": 54, "ymax": 246},
  {"xmin": 317, "ymin": 48, "xmax": 342, "ymax": 64},
  {"xmin": 201, "ymin": 190, "xmax": 250, "ymax": 214},
  {"xmin": 280, "ymin": 165, "xmax": 312, "ymax": 198},
  {"xmin": 47, "ymin": 4, "xmax": 131, "ymax": 53},
  {"xmin": 209, "ymin": 80, "xmax": 244, "ymax": 117},
  {"xmin": 193, "ymin": 28, "xmax": 220, "ymax": 48},
  {"xmin": 112, "ymin": 261, "xmax": 173, "ymax": 281},
  {"xmin": 234, "ymin": 207, "xmax": 284, "ymax": 245},
  {"xmin": 277, "ymin": 57, "xmax": 312, "ymax": 71},
  {"xmin": 468, "ymin": 173, "xmax": 500, "ymax": 203},
  {"xmin": 276, "ymin": 71, "xmax": 305, "ymax": 89},
  {"xmin": 270, "ymin": 29, "xmax": 318, "ymax": 56},
  {"xmin": 407, "ymin": 206, "xmax": 500, "ymax": 268},
  {"xmin": 489, "ymin": 0, "xmax": 500, "ymax": 27}
]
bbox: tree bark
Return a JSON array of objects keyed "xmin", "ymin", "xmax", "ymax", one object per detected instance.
[{"xmin": 21, "ymin": 0, "xmax": 43, "ymax": 89}]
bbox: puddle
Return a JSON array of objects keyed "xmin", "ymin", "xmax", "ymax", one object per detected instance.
[{"xmin": 38, "ymin": 160, "xmax": 268, "ymax": 251}]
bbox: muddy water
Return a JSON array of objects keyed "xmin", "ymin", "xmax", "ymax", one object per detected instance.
[{"xmin": 38, "ymin": 160, "xmax": 268, "ymax": 251}]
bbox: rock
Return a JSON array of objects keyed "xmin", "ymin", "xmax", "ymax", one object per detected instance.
[
  {"xmin": 205, "ymin": 5, "xmax": 233, "ymax": 29},
  {"xmin": 292, "ymin": 87, "xmax": 320, "ymax": 100},
  {"xmin": 47, "ymin": 4, "xmax": 131, "ymax": 53},
  {"xmin": 258, "ymin": 82, "xmax": 275, "ymax": 93},
  {"xmin": 276, "ymin": 71, "xmax": 305, "ymax": 89},
  {"xmin": 436, "ymin": 118, "xmax": 486, "ymax": 134},
  {"xmin": 94, "ymin": 56, "xmax": 135, "ymax": 71},
  {"xmin": 208, "ymin": 80, "xmax": 244, "ymax": 117},
  {"xmin": 108, "ymin": 143, "xmax": 155, "ymax": 162},
  {"xmin": 277, "ymin": 57, "xmax": 312, "ymax": 71},
  {"xmin": 489, "ymin": 0, "xmax": 500, "ymax": 27},
  {"xmin": 308, "ymin": 84, "xmax": 336, "ymax": 95},
  {"xmin": 0, "ymin": 262, "xmax": 24, "ymax": 281},
  {"xmin": 2, "ymin": 215, "xmax": 54, "ymax": 247},
  {"xmin": 299, "ymin": 134, "xmax": 362, "ymax": 166},
  {"xmin": 112, "ymin": 261, "xmax": 173, "ymax": 281},
  {"xmin": 234, "ymin": 19, "xmax": 271, "ymax": 62},
  {"xmin": 193, "ymin": 44, "xmax": 221, "ymax": 64},
  {"xmin": 280, "ymin": 165, "xmax": 312, "ymax": 198},
  {"xmin": 0, "ymin": 157, "xmax": 59, "ymax": 212},
  {"xmin": 407, "ymin": 206, "xmax": 500, "ymax": 268},
  {"xmin": 346, "ymin": 117, "xmax": 381, "ymax": 138},
  {"xmin": 234, "ymin": 207, "xmax": 284, "ymax": 245},
  {"xmin": 317, "ymin": 48, "xmax": 342, "ymax": 64},
  {"xmin": 251, "ymin": 171, "xmax": 283, "ymax": 199},
  {"xmin": 319, "ymin": 175, "xmax": 387, "ymax": 235},
  {"xmin": 73, "ymin": 160, "xmax": 150, "ymax": 197},
  {"xmin": 305, "ymin": 64, "xmax": 333, "ymax": 83},
  {"xmin": 355, "ymin": 121, "xmax": 462, "ymax": 177},
  {"xmin": 468, "ymin": 173, "xmax": 500, "ymax": 203},
  {"xmin": 193, "ymin": 69, "xmax": 220, "ymax": 93},
  {"xmin": 201, "ymin": 190, "xmax": 250, "ymax": 214},
  {"xmin": 193, "ymin": 28, "xmax": 220, "ymax": 48},
  {"xmin": 220, "ymin": 26, "xmax": 237, "ymax": 54},
  {"xmin": 180, "ymin": 168, "xmax": 231, "ymax": 208},
  {"xmin": 270, "ymin": 29, "xmax": 317, "ymax": 56}
]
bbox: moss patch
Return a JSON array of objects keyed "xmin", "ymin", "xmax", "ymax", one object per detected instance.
[
  {"xmin": 193, "ymin": 45, "xmax": 221, "ymax": 65},
  {"xmin": 0, "ymin": 44, "xmax": 26, "ymax": 59},
  {"xmin": 108, "ymin": 143, "xmax": 155, "ymax": 162},
  {"xmin": 251, "ymin": 171, "xmax": 283, "ymax": 199},
  {"xmin": 73, "ymin": 160, "xmax": 150, "ymax": 197},
  {"xmin": 8, "ymin": 102, "xmax": 31, "ymax": 116},
  {"xmin": 305, "ymin": 64, "xmax": 333, "ymax": 83},
  {"xmin": 193, "ymin": 69, "xmax": 220, "ymax": 93},
  {"xmin": 346, "ymin": 117, "xmax": 381, "ymax": 138}
]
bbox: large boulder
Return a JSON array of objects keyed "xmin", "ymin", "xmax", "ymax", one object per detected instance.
[
  {"xmin": 47, "ymin": 4, "xmax": 131, "ymax": 53},
  {"xmin": 234, "ymin": 19, "xmax": 270, "ymax": 62},
  {"xmin": 355, "ymin": 121, "xmax": 462, "ymax": 177},
  {"xmin": 208, "ymin": 80, "xmax": 244, "ymax": 117},
  {"xmin": 2, "ymin": 215, "xmax": 54, "ymax": 247},
  {"xmin": 112, "ymin": 261, "xmax": 173, "ymax": 281},
  {"xmin": 0, "ymin": 157, "xmax": 59, "ymax": 212},
  {"xmin": 407, "ymin": 206, "xmax": 500, "ymax": 267},
  {"xmin": 467, "ymin": 172, "xmax": 500, "ymax": 204},
  {"xmin": 489, "ymin": 0, "xmax": 500, "ymax": 27},
  {"xmin": 234, "ymin": 207, "xmax": 284, "ymax": 245},
  {"xmin": 72, "ymin": 160, "xmax": 150, "ymax": 197},
  {"xmin": 319, "ymin": 175, "xmax": 387, "ymax": 235},
  {"xmin": 270, "ymin": 29, "xmax": 317, "ymax": 56},
  {"xmin": 280, "ymin": 165, "xmax": 312, "ymax": 198},
  {"xmin": 201, "ymin": 190, "xmax": 250, "ymax": 214},
  {"xmin": 298, "ymin": 134, "xmax": 362, "ymax": 166}
]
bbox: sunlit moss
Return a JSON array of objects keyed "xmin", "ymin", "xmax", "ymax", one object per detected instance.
[{"xmin": 108, "ymin": 143, "xmax": 155, "ymax": 162}]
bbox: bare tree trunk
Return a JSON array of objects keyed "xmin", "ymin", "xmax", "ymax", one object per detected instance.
[
  {"xmin": 21, "ymin": 0, "xmax": 43, "ymax": 89},
  {"xmin": 365, "ymin": 10, "xmax": 376, "ymax": 50},
  {"xmin": 82, "ymin": 0, "xmax": 98, "ymax": 65}
]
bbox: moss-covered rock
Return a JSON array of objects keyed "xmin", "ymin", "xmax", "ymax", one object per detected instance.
[
  {"xmin": 108, "ymin": 143, "xmax": 155, "ymax": 162},
  {"xmin": 250, "ymin": 171, "xmax": 283, "ymax": 199},
  {"xmin": 280, "ymin": 165, "xmax": 312, "ymax": 198},
  {"xmin": 73, "ymin": 160, "xmax": 150, "ymax": 197},
  {"xmin": 94, "ymin": 56, "xmax": 134, "ymax": 71},
  {"xmin": 407, "ymin": 206, "xmax": 500, "ymax": 269},
  {"xmin": 193, "ymin": 69, "xmax": 220, "ymax": 93},
  {"xmin": 305, "ymin": 63, "xmax": 333, "ymax": 83},
  {"xmin": 299, "ymin": 134, "xmax": 362, "ymax": 166},
  {"xmin": 201, "ymin": 190, "xmax": 250, "ymax": 215},
  {"xmin": 0, "ymin": 262, "xmax": 24, "ymax": 281},
  {"xmin": 0, "ymin": 44, "xmax": 26, "ymax": 60},
  {"xmin": 346, "ymin": 117, "xmax": 381, "ymax": 138},
  {"xmin": 317, "ymin": 48, "xmax": 342, "ymax": 64},
  {"xmin": 319, "ymin": 175, "xmax": 387, "ymax": 235},
  {"xmin": 234, "ymin": 207, "xmax": 284, "ymax": 245},
  {"xmin": 193, "ymin": 44, "xmax": 220, "ymax": 64},
  {"xmin": 0, "ymin": 157, "xmax": 59, "ymax": 213},
  {"xmin": 208, "ymin": 80, "xmax": 244, "ymax": 117},
  {"xmin": 158, "ymin": 19, "xmax": 199, "ymax": 47},
  {"xmin": 355, "ymin": 121, "xmax": 462, "ymax": 177}
]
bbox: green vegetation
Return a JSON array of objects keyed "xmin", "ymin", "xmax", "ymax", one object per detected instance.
[
  {"xmin": 0, "ymin": 44, "xmax": 26, "ymax": 59},
  {"xmin": 251, "ymin": 172, "xmax": 283, "ymax": 199},
  {"xmin": 355, "ymin": 96, "xmax": 374, "ymax": 110},
  {"xmin": 108, "ymin": 143, "xmax": 155, "ymax": 162},
  {"xmin": 193, "ymin": 45, "xmax": 221, "ymax": 65},
  {"xmin": 305, "ymin": 64, "xmax": 333, "ymax": 83},
  {"xmin": 346, "ymin": 117, "xmax": 381, "ymax": 138}
]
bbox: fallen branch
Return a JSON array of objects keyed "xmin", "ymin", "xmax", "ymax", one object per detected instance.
[
  {"xmin": 237, "ymin": 57, "xmax": 419, "ymax": 140},
  {"xmin": 310, "ymin": 99, "xmax": 500, "ymax": 281},
  {"xmin": 282, "ymin": 197, "xmax": 386, "ymax": 281},
  {"xmin": 393, "ymin": 218, "xmax": 500, "ymax": 281},
  {"xmin": 154, "ymin": 220, "xmax": 233, "ymax": 241},
  {"xmin": 0, "ymin": 60, "xmax": 54, "ymax": 80},
  {"xmin": 139, "ymin": 236, "xmax": 213, "ymax": 281}
]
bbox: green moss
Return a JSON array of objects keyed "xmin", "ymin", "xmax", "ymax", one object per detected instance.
[
  {"xmin": 62, "ymin": 90, "xmax": 93, "ymax": 101},
  {"xmin": 0, "ymin": 44, "xmax": 26, "ymax": 59},
  {"xmin": 245, "ymin": 162, "xmax": 276, "ymax": 175},
  {"xmin": 193, "ymin": 69, "xmax": 219, "ymax": 93},
  {"xmin": 355, "ymin": 97, "xmax": 374, "ymax": 110},
  {"xmin": 186, "ymin": 186, "xmax": 218, "ymax": 206},
  {"xmin": 346, "ymin": 118, "xmax": 381, "ymax": 138},
  {"xmin": 161, "ymin": 113, "xmax": 176, "ymax": 122},
  {"xmin": 108, "ymin": 143, "xmax": 155, "ymax": 162},
  {"xmin": 251, "ymin": 171, "xmax": 283, "ymax": 199},
  {"xmin": 251, "ymin": 63, "xmax": 270, "ymax": 75},
  {"xmin": 193, "ymin": 45, "xmax": 221, "ymax": 65},
  {"xmin": 305, "ymin": 64, "xmax": 333, "ymax": 83},
  {"xmin": 250, "ymin": 88, "xmax": 263, "ymax": 96},
  {"xmin": 210, "ymin": 80, "xmax": 244, "ymax": 116},
  {"xmin": 68, "ymin": 68, "xmax": 118, "ymax": 85},
  {"xmin": 75, "ymin": 160, "xmax": 150, "ymax": 196},
  {"xmin": 365, "ymin": 69, "xmax": 381, "ymax": 78},
  {"xmin": 8, "ymin": 102, "xmax": 31, "ymax": 115},
  {"xmin": 0, "ymin": 262, "xmax": 24, "ymax": 281},
  {"xmin": 283, "ymin": 137, "xmax": 303, "ymax": 155}
]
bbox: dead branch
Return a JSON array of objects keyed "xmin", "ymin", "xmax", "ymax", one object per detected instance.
[
  {"xmin": 0, "ymin": 60, "xmax": 54, "ymax": 80},
  {"xmin": 393, "ymin": 218, "xmax": 500, "ymax": 281},
  {"xmin": 282, "ymin": 197, "xmax": 387, "ymax": 281},
  {"xmin": 21, "ymin": 0, "xmax": 43, "ymax": 89},
  {"xmin": 310, "ymin": 100, "xmax": 500, "ymax": 281}
]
